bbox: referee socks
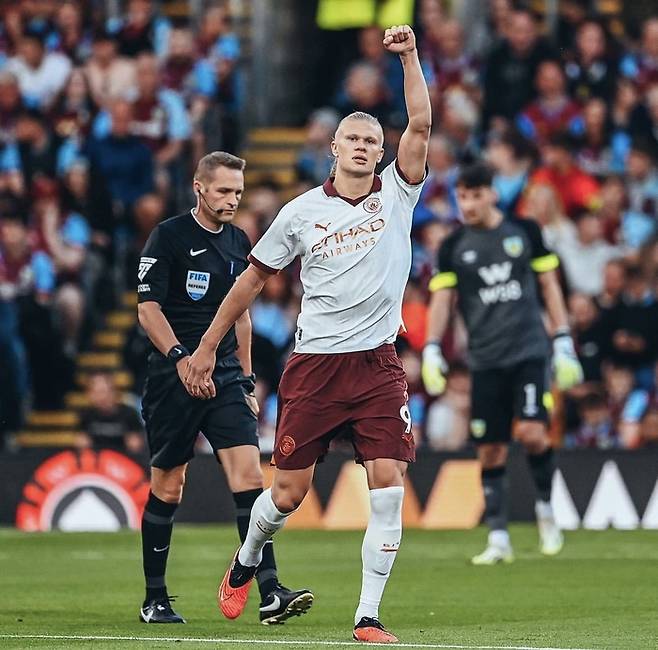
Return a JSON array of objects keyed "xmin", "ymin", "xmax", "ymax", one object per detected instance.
[
  {"xmin": 233, "ymin": 488, "xmax": 279, "ymax": 599},
  {"xmin": 141, "ymin": 491, "xmax": 178, "ymax": 602}
]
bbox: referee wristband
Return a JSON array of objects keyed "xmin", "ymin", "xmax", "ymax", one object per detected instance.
[{"xmin": 167, "ymin": 344, "xmax": 190, "ymax": 363}]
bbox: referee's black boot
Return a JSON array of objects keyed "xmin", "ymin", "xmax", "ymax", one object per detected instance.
[
  {"xmin": 140, "ymin": 596, "xmax": 186, "ymax": 623},
  {"xmin": 259, "ymin": 583, "xmax": 314, "ymax": 625}
]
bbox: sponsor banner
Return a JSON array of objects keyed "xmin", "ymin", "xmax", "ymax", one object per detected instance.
[{"xmin": 3, "ymin": 449, "xmax": 658, "ymax": 530}]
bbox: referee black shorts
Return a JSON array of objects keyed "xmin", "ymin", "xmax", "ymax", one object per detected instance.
[
  {"xmin": 469, "ymin": 357, "xmax": 550, "ymax": 445},
  {"xmin": 141, "ymin": 354, "xmax": 259, "ymax": 469}
]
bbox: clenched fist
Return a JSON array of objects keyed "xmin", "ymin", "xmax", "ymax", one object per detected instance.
[{"xmin": 383, "ymin": 25, "xmax": 416, "ymax": 55}]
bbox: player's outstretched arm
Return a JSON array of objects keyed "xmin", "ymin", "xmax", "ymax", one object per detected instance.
[
  {"xmin": 384, "ymin": 25, "xmax": 431, "ymax": 184},
  {"xmin": 184, "ymin": 264, "xmax": 269, "ymax": 397}
]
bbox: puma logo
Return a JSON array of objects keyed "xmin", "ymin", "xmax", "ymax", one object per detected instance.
[{"xmin": 314, "ymin": 222, "xmax": 331, "ymax": 231}]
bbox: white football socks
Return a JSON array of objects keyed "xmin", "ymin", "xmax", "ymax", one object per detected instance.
[
  {"xmin": 354, "ymin": 486, "xmax": 404, "ymax": 625},
  {"xmin": 237, "ymin": 488, "xmax": 289, "ymax": 567}
]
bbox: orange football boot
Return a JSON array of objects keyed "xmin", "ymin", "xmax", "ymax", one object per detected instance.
[
  {"xmin": 217, "ymin": 548, "xmax": 257, "ymax": 620},
  {"xmin": 353, "ymin": 617, "xmax": 399, "ymax": 643}
]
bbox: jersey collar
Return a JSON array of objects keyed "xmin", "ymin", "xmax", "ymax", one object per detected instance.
[
  {"xmin": 322, "ymin": 174, "xmax": 382, "ymax": 206},
  {"xmin": 190, "ymin": 208, "xmax": 224, "ymax": 234}
]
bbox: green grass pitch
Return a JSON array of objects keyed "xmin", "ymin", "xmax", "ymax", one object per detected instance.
[{"xmin": 0, "ymin": 524, "xmax": 656, "ymax": 649}]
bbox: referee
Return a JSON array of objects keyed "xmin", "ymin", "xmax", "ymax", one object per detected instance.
[{"xmin": 136, "ymin": 152, "xmax": 313, "ymax": 624}]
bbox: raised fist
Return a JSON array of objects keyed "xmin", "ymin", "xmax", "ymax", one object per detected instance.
[{"xmin": 383, "ymin": 25, "xmax": 416, "ymax": 55}]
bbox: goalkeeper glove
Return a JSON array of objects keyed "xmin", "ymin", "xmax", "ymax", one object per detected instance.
[
  {"xmin": 422, "ymin": 343, "xmax": 448, "ymax": 396},
  {"xmin": 552, "ymin": 330, "xmax": 583, "ymax": 391}
]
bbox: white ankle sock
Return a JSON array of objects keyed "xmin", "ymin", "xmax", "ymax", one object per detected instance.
[
  {"xmin": 237, "ymin": 488, "xmax": 288, "ymax": 567},
  {"xmin": 354, "ymin": 486, "xmax": 404, "ymax": 625},
  {"xmin": 489, "ymin": 529, "xmax": 511, "ymax": 549},
  {"xmin": 535, "ymin": 499, "xmax": 554, "ymax": 520}
]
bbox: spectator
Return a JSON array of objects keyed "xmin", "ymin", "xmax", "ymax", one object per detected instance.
[
  {"xmin": 482, "ymin": 7, "xmax": 555, "ymax": 130},
  {"xmin": 0, "ymin": 210, "xmax": 72, "ymax": 410},
  {"xmin": 15, "ymin": 109, "xmax": 66, "ymax": 188},
  {"xmin": 334, "ymin": 62, "xmax": 394, "ymax": 125},
  {"xmin": 599, "ymin": 258, "xmax": 627, "ymax": 308},
  {"xmin": 413, "ymin": 133, "xmax": 459, "ymax": 226},
  {"xmin": 356, "ymin": 26, "xmax": 405, "ymax": 115},
  {"xmin": 422, "ymin": 19, "xmax": 480, "ymax": 104},
  {"xmin": 91, "ymin": 52, "xmax": 190, "ymax": 202},
  {"xmin": 554, "ymin": 0, "xmax": 589, "ymax": 53},
  {"xmin": 574, "ymin": 98, "xmax": 614, "ymax": 177},
  {"xmin": 517, "ymin": 60, "xmax": 584, "ymax": 145},
  {"xmin": 565, "ymin": 19, "xmax": 617, "ymax": 103},
  {"xmin": 523, "ymin": 183, "xmax": 576, "ymax": 252},
  {"xmin": 628, "ymin": 88, "xmax": 658, "ymax": 162},
  {"xmin": 569, "ymin": 292, "xmax": 606, "ymax": 383},
  {"xmin": 567, "ymin": 391, "xmax": 615, "ymax": 448},
  {"xmin": 197, "ymin": 3, "xmax": 237, "ymax": 58},
  {"xmin": 425, "ymin": 362, "xmax": 471, "ymax": 451},
  {"xmin": 77, "ymin": 371, "xmax": 145, "ymax": 454},
  {"xmin": 86, "ymin": 98, "xmax": 154, "ymax": 223},
  {"xmin": 6, "ymin": 30, "xmax": 71, "ymax": 110},
  {"xmin": 161, "ymin": 26, "xmax": 214, "ymax": 113},
  {"xmin": 0, "ymin": 212, "xmax": 34, "ymax": 438},
  {"xmin": 600, "ymin": 265, "xmax": 658, "ymax": 380},
  {"xmin": 439, "ymin": 88, "xmax": 479, "ymax": 162},
  {"xmin": 51, "ymin": 0, "xmax": 93, "ymax": 65},
  {"xmin": 84, "ymin": 29, "xmax": 137, "ymax": 109},
  {"xmin": 30, "ymin": 177, "xmax": 89, "ymax": 355},
  {"xmin": 109, "ymin": 0, "xmax": 171, "ymax": 59},
  {"xmin": 551, "ymin": 211, "xmax": 623, "ymax": 295},
  {"xmin": 529, "ymin": 132, "xmax": 601, "ymax": 218},
  {"xmin": 620, "ymin": 17, "xmax": 658, "ymax": 92},
  {"xmin": 50, "ymin": 67, "xmax": 98, "ymax": 146},
  {"xmin": 603, "ymin": 362, "xmax": 649, "ymax": 448},
  {"xmin": 295, "ymin": 108, "xmax": 340, "ymax": 185},
  {"xmin": 487, "ymin": 128, "xmax": 536, "ymax": 215},
  {"xmin": 625, "ymin": 139, "xmax": 658, "ymax": 221}
]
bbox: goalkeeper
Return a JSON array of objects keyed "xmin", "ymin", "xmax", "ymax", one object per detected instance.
[{"xmin": 422, "ymin": 162, "xmax": 582, "ymax": 565}]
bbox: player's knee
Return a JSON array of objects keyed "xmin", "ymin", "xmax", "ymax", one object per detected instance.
[
  {"xmin": 517, "ymin": 423, "xmax": 548, "ymax": 454},
  {"xmin": 478, "ymin": 444, "xmax": 507, "ymax": 469},
  {"xmin": 366, "ymin": 459, "xmax": 406, "ymax": 489},
  {"xmin": 271, "ymin": 482, "xmax": 308, "ymax": 513},
  {"xmin": 152, "ymin": 472, "xmax": 186, "ymax": 504}
]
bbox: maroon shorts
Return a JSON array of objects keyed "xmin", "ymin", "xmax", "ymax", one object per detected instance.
[{"xmin": 272, "ymin": 344, "xmax": 415, "ymax": 470}]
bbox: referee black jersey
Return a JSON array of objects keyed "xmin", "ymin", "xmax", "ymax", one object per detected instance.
[
  {"xmin": 430, "ymin": 217, "xmax": 559, "ymax": 370},
  {"xmin": 137, "ymin": 211, "xmax": 251, "ymax": 361}
]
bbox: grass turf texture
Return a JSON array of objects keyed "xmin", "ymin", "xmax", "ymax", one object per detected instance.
[{"xmin": 0, "ymin": 524, "xmax": 656, "ymax": 649}]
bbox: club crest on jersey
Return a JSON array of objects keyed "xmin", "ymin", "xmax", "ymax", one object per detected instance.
[
  {"xmin": 363, "ymin": 197, "xmax": 382, "ymax": 214},
  {"xmin": 186, "ymin": 270, "xmax": 210, "ymax": 300},
  {"xmin": 470, "ymin": 419, "xmax": 487, "ymax": 438},
  {"xmin": 503, "ymin": 236, "xmax": 524, "ymax": 258}
]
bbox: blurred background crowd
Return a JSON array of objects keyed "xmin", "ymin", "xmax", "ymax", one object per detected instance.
[{"xmin": 1, "ymin": 0, "xmax": 657, "ymax": 455}]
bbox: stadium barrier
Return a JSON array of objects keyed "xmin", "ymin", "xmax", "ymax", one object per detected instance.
[{"xmin": 3, "ymin": 448, "xmax": 658, "ymax": 531}]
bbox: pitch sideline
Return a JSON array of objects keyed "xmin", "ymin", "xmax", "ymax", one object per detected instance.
[{"xmin": 0, "ymin": 633, "xmax": 597, "ymax": 650}]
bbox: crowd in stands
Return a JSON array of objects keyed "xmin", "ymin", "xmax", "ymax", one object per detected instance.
[{"xmin": 1, "ymin": 0, "xmax": 657, "ymax": 454}]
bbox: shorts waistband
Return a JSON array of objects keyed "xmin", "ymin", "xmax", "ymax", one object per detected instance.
[{"xmin": 294, "ymin": 343, "xmax": 396, "ymax": 358}]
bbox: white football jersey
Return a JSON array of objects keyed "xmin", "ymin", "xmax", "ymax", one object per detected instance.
[{"xmin": 249, "ymin": 160, "xmax": 425, "ymax": 353}]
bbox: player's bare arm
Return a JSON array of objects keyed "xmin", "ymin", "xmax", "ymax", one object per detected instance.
[
  {"xmin": 137, "ymin": 300, "xmax": 192, "ymax": 394},
  {"xmin": 422, "ymin": 287, "xmax": 453, "ymax": 395},
  {"xmin": 235, "ymin": 310, "xmax": 253, "ymax": 376},
  {"xmin": 385, "ymin": 25, "xmax": 431, "ymax": 183},
  {"xmin": 537, "ymin": 270, "xmax": 569, "ymax": 333},
  {"xmin": 235, "ymin": 309, "xmax": 259, "ymax": 416},
  {"xmin": 184, "ymin": 264, "xmax": 269, "ymax": 396},
  {"xmin": 538, "ymin": 269, "xmax": 583, "ymax": 390}
]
